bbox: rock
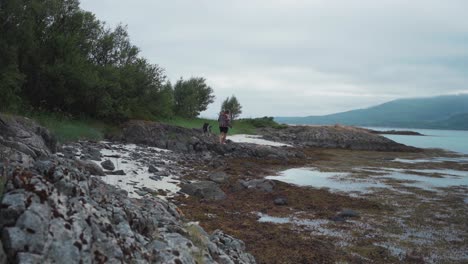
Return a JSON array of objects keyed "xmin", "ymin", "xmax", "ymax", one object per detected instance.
[
  {"xmin": 181, "ymin": 181, "xmax": 227, "ymax": 200},
  {"xmin": 135, "ymin": 190, "xmax": 148, "ymax": 196},
  {"xmin": 149, "ymin": 176, "xmax": 162, "ymax": 181},
  {"xmin": 338, "ymin": 209, "xmax": 360, "ymax": 218},
  {"xmin": 75, "ymin": 160, "xmax": 105, "ymax": 176},
  {"xmin": 209, "ymin": 171, "xmax": 230, "ymax": 184},
  {"xmin": 241, "ymin": 179, "xmax": 275, "ymax": 193},
  {"xmin": 210, "ymin": 230, "xmax": 256, "ymax": 263},
  {"xmin": 258, "ymin": 125, "xmax": 420, "ymax": 152},
  {"xmin": 0, "ymin": 191, "xmax": 27, "ymax": 228},
  {"xmin": 101, "ymin": 160, "xmax": 115, "ymax": 170},
  {"xmin": 0, "ymin": 157, "xmax": 255, "ymax": 263},
  {"xmin": 274, "ymin": 197, "xmax": 288, "ymax": 206},
  {"xmin": 148, "ymin": 165, "xmax": 159, "ymax": 173},
  {"xmin": 0, "ymin": 114, "xmax": 56, "ymax": 167},
  {"xmin": 330, "ymin": 215, "xmax": 346, "ymax": 222},
  {"xmin": 0, "ymin": 240, "xmax": 6, "ymax": 264},
  {"xmin": 110, "ymin": 170, "xmax": 126, "ymax": 175},
  {"xmin": 85, "ymin": 147, "xmax": 101, "ymax": 161},
  {"xmin": 16, "ymin": 253, "xmax": 43, "ymax": 263}
]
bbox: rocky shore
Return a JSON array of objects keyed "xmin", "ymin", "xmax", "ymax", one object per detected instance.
[
  {"xmin": 0, "ymin": 115, "xmax": 255, "ymax": 264},
  {"xmin": 4, "ymin": 115, "xmax": 461, "ymax": 263},
  {"xmin": 257, "ymin": 125, "xmax": 420, "ymax": 151}
]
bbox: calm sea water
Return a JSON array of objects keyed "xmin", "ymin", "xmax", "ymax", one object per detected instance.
[{"xmin": 366, "ymin": 127, "xmax": 468, "ymax": 154}]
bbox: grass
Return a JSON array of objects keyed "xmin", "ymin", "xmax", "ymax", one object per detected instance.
[
  {"xmin": 4, "ymin": 111, "xmax": 284, "ymax": 144},
  {"xmin": 27, "ymin": 112, "xmax": 120, "ymax": 143},
  {"xmin": 159, "ymin": 116, "xmax": 286, "ymax": 135}
]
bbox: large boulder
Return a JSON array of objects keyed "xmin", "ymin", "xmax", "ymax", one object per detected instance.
[
  {"xmin": 209, "ymin": 171, "xmax": 230, "ymax": 183},
  {"xmin": 0, "ymin": 114, "xmax": 57, "ymax": 167},
  {"xmin": 120, "ymin": 120, "xmax": 302, "ymax": 160}
]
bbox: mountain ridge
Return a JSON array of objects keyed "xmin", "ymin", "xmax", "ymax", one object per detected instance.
[{"xmin": 275, "ymin": 94, "xmax": 468, "ymax": 130}]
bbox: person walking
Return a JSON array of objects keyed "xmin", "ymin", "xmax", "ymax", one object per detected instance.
[{"xmin": 218, "ymin": 110, "xmax": 231, "ymax": 144}]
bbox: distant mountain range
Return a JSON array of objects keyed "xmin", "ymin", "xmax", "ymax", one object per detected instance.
[{"xmin": 275, "ymin": 94, "xmax": 468, "ymax": 130}]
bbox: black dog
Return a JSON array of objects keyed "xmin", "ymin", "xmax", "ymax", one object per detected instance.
[{"xmin": 202, "ymin": 123, "xmax": 212, "ymax": 134}]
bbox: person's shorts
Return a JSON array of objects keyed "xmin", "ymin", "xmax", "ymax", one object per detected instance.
[{"xmin": 219, "ymin": 127, "xmax": 229, "ymax": 133}]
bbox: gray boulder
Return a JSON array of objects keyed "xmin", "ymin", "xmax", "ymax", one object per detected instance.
[
  {"xmin": 274, "ymin": 197, "xmax": 288, "ymax": 206},
  {"xmin": 240, "ymin": 179, "xmax": 276, "ymax": 193},
  {"xmin": 148, "ymin": 165, "xmax": 159, "ymax": 173},
  {"xmin": 101, "ymin": 159, "xmax": 115, "ymax": 170},
  {"xmin": 209, "ymin": 171, "xmax": 230, "ymax": 184},
  {"xmin": 75, "ymin": 160, "xmax": 105, "ymax": 176},
  {"xmin": 210, "ymin": 230, "xmax": 256, "ymax": 263},
  {"xmin": 181, "ymin": 181, "xmax": 227, "ymax": 200},
  {"xmin": 0, "ymin": 115, "xmax": 56, "ymax": 157}
]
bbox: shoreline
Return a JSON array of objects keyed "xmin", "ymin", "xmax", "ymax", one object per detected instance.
[{"xmin": 2, "ymin": 116, "xmax": 467, "ymax": 263}]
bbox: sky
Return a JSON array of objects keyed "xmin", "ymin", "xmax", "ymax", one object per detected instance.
[{"xmin": 80, "ymin": 0, "xmax": 468, "ymax": 118}]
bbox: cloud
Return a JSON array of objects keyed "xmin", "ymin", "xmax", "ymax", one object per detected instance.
[{"xmin": 80, "ymin": 0, "xmax": 468, "ymax": 117}]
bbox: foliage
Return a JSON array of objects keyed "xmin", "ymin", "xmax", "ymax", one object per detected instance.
[
  {"xmin": 173, "ymin": 77, "xmax": 215, "ymax": 118},
  {"xmin": 240, "ymin": 117, "xmax": 287, "ymax": 129},
  {"xmin": 221, "ymin": 95, "xmax": 242, "ymax": 120},
  {"xmin": 0, "ymin": 0, "xmax": 212, "ymax": 122}
]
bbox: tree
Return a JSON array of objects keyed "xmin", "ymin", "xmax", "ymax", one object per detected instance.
[
  {"xmin": 173, "ymin": 77, "xmax": 215, "ymax": 118},
  {"xmin": 221, "ymin": 95, "xmax": 242, "ymax": 120}
]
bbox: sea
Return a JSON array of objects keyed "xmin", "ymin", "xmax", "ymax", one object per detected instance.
[{"xmin": 365, "ymin": 127, "xmax": 468, "ymax": 155}]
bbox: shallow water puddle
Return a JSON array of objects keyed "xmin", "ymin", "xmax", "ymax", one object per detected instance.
[
  {"xmin": 266, "ymin": 168, "xmax": 387, "ymax": 194},
  {"xmin": 228, "ymin": 134, "xmax": 291, "ymax": 147},
  {"xmin": 257, "ymin": 213, "xmax": 344, "ymax": 237},
  {"xmin": 394, "ymin": 157, "xmax": 468, "ymax": 164},
  {"xmin": 361, "ymin": 167, "xmax": 468, "ymax": 191}
]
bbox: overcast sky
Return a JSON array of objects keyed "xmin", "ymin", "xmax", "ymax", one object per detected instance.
[{"xmin": 80, "ymin": 0, "xmax": 468, "ymax": 118}]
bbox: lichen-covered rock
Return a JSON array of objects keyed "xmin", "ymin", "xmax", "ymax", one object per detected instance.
[{"xmin": 0, "ymin": 158, "xmax": 255, "ymax": 263}]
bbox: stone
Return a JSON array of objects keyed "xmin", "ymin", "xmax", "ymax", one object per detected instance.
[
  {"xmin": 180, "ymin": 181, "xmax": 226, "ymax": 200},
  {"xmin": 16, "ymin": 252, "xmax": 43, "ymax": 264},
  {"xmin": 86, "ymin": 147, "xmax": 101, "ymax": 161},
  {"xmin": 101, "ymin": 160, "xmax": 115, "ymax": 171},
  {"xmin": 209, "ymin": 171, "xmax": 230, "ymax": 184},
  {"xmin": 338, "ymin": 209, "xmax": 360, "ymax": 218},
  {"xmin": 0, "ymin": 191, "xmax": 27, "ymax": 228},
  {"xmin": 111, "ymin": 170, "xmax": 126, "ymax": 175},
  {"xmin": 241, "ymin": 179, "xmax": 275, "ymax": 193},
  {"xmin": 148, "ymin": 165, "xmax": 159, "ymax": 173},
  {"xmin": 0, "ymin": 240, "xmax": 6, "ymax": 264},
  {"xmin": 75, "ymin": 160, "xmax": 105, "ymax": 176},
  {"xmin": 330, "ymin": 215, "xmax": 346, "ymax": 222},
  {"xmin": 274, "ymin": 197, "xmax": 288, "ymax": 206}
]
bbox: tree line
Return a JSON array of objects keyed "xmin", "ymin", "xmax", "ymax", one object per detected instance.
[{"xmin": 0, "ymin": 0, "xmax": 215, "ymax": 121}]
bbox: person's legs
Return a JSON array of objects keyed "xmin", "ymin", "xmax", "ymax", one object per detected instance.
[{"xmin": 219, "ymin": 132, "xmax": 225, "ymax": 144}]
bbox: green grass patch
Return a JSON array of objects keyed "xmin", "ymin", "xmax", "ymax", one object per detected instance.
[
  {"xmin": 27, "ymin": 112, "xmax": 120, "ymax": 143},
  {"xmin": 158, "ymin": 116, "xmax": 286, "ymax": 135}
]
